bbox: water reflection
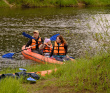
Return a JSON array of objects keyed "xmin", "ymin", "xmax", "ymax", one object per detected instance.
[{"xmin": 0, "ymin": 7, "xmax": 110, "ymax": 69}]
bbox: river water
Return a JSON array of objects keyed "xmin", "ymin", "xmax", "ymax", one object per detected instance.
[{"xmin": 0, "ymin": 7, "xmax": 110, "ymax": 70}]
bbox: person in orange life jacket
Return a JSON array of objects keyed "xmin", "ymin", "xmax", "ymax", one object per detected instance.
[
  {"xmin": 50, "ymin": 35, "xmax": 69, "ymax": 62},
  {"xmin": 39, "ymin": 38, "xmax": 52, "ymax": 57},
  {"xmin": 25, "ymin": 30, "xmax": 44, "ymax": 54}
]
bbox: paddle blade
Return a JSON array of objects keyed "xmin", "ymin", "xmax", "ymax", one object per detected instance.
[
  {"xmin": 2, "ymin": 53, "xmax": 14, "ymax": 58},
  {"xmin": 27, "ymin": 77, "xmax": 36, "ymax": 82},
  {"xmin": 22, "ymin": 32, "xmax": 35, "ymax": 39},
  {"xmin": 50, "ymin": 34, "xmax": 60, "ymax": 41},
  {"xmin": 19, "ymin": 68, "xmax": 27, "ymax": 71}
]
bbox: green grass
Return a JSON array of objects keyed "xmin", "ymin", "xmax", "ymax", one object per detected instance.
[
  {"xmin": 0, "ymin": 63, "xmax": 57, "ymax": 74},
  {"xmin": 6, "ymin": 0, "xmax": 77, "ymax": 7},
  {"xmin": 79, "ymin": 0, "xmax": 110, "ymax": 6},
  {"xmin": 4, "ymin": 0, "xmax": 110, "ymax": 7},
  {"xmin": 40, "ymin": 53, "xmax": 110, "ymax": 92},
  {"xmin": 0, "ymin": 77, "xmax": 27, "ymax": 93},
  {"xmin": 0, "ymin": 0, "xmax": 110, "ymax": 7},
  {"xmin": 0, "ymin": 53, "xmax": 110, "ymax": 93},
  {"xmin": 0, "ymin": 0, "xmax": 9, "ymax": 7}
]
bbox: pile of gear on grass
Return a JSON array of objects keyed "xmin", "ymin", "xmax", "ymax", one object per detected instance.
[{"xmin": 0, "ymin": 68, "xmax": 40, "ymax": 82}]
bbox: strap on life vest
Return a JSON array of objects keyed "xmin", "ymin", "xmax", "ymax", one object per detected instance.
[
  {"xmin": 43, "ymin": 44, "xmax": 52, "ymax": 53},
  {"xmin": 31, "ymin": 37, "xmax": 42, "ymax": 50},
  {"xmin": 53, "ymin": 41, "xmax": 66, "ymax": 55}
]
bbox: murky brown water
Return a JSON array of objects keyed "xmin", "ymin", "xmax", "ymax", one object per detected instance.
[{"xmin": 0, "ymin": 7, "xmax": 110, "ymax": 69}]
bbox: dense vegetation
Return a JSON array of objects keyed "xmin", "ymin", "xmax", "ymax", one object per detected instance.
[
  {"xmin": 1, "ymin": 0, "xmax": 110, "ymax": 8},
  {"xmin": 0, "ymin": 0, "xmax": 8, "ymax": 7},
  {"xmin": 0, "ymin": 54, "xmax": 110, "ymax": 93}
]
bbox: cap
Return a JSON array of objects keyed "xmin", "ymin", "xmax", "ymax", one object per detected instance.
[
  {"xmin": 33, "ymin": 30, "xmax": 39, "ymax": 33},
  {"xmin": 44, "ymin": 38, "xmax": 51, "ymax": 43}
]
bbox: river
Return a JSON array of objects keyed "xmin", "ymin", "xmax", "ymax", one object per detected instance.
[{"xmin": 0, "ymin": 7, "xmax": 110, "ymax": 70}]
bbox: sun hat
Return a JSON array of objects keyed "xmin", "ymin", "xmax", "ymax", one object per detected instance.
[
  {"xmin": 44, "ymin": 38, "xmax": 51, "ymax": 43},
  {"xmin": 33, "ymin": 30, "xmax": 39, "ymax": 33}
]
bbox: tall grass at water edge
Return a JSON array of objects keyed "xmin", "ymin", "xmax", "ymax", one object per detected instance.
[
  {"xmin": 42, "ymin": 53, "xmax": 110, "ymax": 93},
  {"xmin": 0, "ymin": 54, "xmax": 110, "ymax": 93}
]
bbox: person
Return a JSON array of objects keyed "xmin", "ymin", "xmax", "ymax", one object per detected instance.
[
  {"xmin": 25, "ymin": 30, "xmax": 44, "ymax": 54},
  {"xmin": 39, "ymin": 38, "xmax": 53, "ymax": 57},
  {"xmin": 50, "ymin": 35, "xmax": 70, "ymax": 61}
]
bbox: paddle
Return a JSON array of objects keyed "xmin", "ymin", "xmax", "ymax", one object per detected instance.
[
  {"xmin": 22, "ymin": 32, "xmax": 75, "ymax": 60},
  {"xmin": 2, "ymin": 49, "xmax": 26, "ymax": 58},
  {"xmin": 2, "ymin": 44, "xmax": 36, "ymax": 58},
  {"xmin": 22, "ymin": 32, "xmax": 60, "ymax": 41},
  {"xmin": 50, "ymin": 34, "xmax": 60, "ymax": 41},
  {"xmin": 27, "ymin": 77, "xmax": 36, "ymax": 82},
  {"xmin": 2, "ymin": 32, "xmax": 59, "ymax": 58},
  {"xmin": 22, "ymin": 32, "xmax": 35, "ymax": 39},
  {"xmin": 19, "ymin": 68, "xmax": 27, "ymax": 71},
  {"xmin": 19, "ymin": 68, "xmax": 37, "ymax": 82}
]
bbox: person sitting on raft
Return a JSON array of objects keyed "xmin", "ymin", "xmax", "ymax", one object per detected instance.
[
  {"xmin": 39, "ymin": 38, "xmax": 53, "ymax": 57},
  {"xmin": 50, "ymin": 35, "xmax": 70, "ymax": 62},
  {"xmin": 25, "ymin": 30, "xmax": 44, "ymax": 54}
]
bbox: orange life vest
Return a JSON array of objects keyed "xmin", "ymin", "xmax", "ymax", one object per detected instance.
[
  {"xmin": 53, "ymin": 41, "xmax": 66, "ymax": 55},
  {"xmin": 31, "ymin": 37, "xmax": 42, "ymax": 50},
  {"xmin": 43, "ymin": 44, "xmax": 52, "ymax": 53}
]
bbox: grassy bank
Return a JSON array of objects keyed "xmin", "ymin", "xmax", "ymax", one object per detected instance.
[
  {"xmin": 49, "ymin": 54, "xmax": 110, "ymax": 93},
  {"xmin": 0, "ymin": 77, "xmax": 27, "ymax": 93},
  {"xmin": 0, "ymin": 53, "xmax": 110, "ymax": 93},
  {"xmin": 33, "ymin": 53, "xmax": 110, "ymax": 93},
  {"xmin": 0, "ymin": 0, "xmax": 110, "ymax": 8},
  {"xmin": 6, "ymin": 0, "xmax": 78, "ymax": 7},
  {"xmin": 0, "ymin": 0, "xmax": 9, "ymax": 7}
]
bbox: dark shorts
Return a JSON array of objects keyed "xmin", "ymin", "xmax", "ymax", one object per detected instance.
[{"xmin": 53, "ymin": 56, "xmax": 70, "ymax": 62}]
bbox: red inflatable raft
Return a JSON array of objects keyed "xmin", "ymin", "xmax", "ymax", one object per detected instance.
[{"xmin": 21, "ymin": 45, "xmax": 63, "ymax": 64}]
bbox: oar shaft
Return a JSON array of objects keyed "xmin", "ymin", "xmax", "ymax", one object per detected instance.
[
  {"xmin": 15, "ymin": 49, "xmax": 27, "ymax": 54},
  {"xmin": 15, "ymin": 44, "xmax": 37, "ymax": 54}
]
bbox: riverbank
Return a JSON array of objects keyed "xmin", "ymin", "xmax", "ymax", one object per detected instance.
[
  {"xmin": 0, "ymin": 52, "xmax": 110, "ymax": 93},
  {"xmin": 0, "ymin": 0, "xmax": 110, "ymax": 8}
]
